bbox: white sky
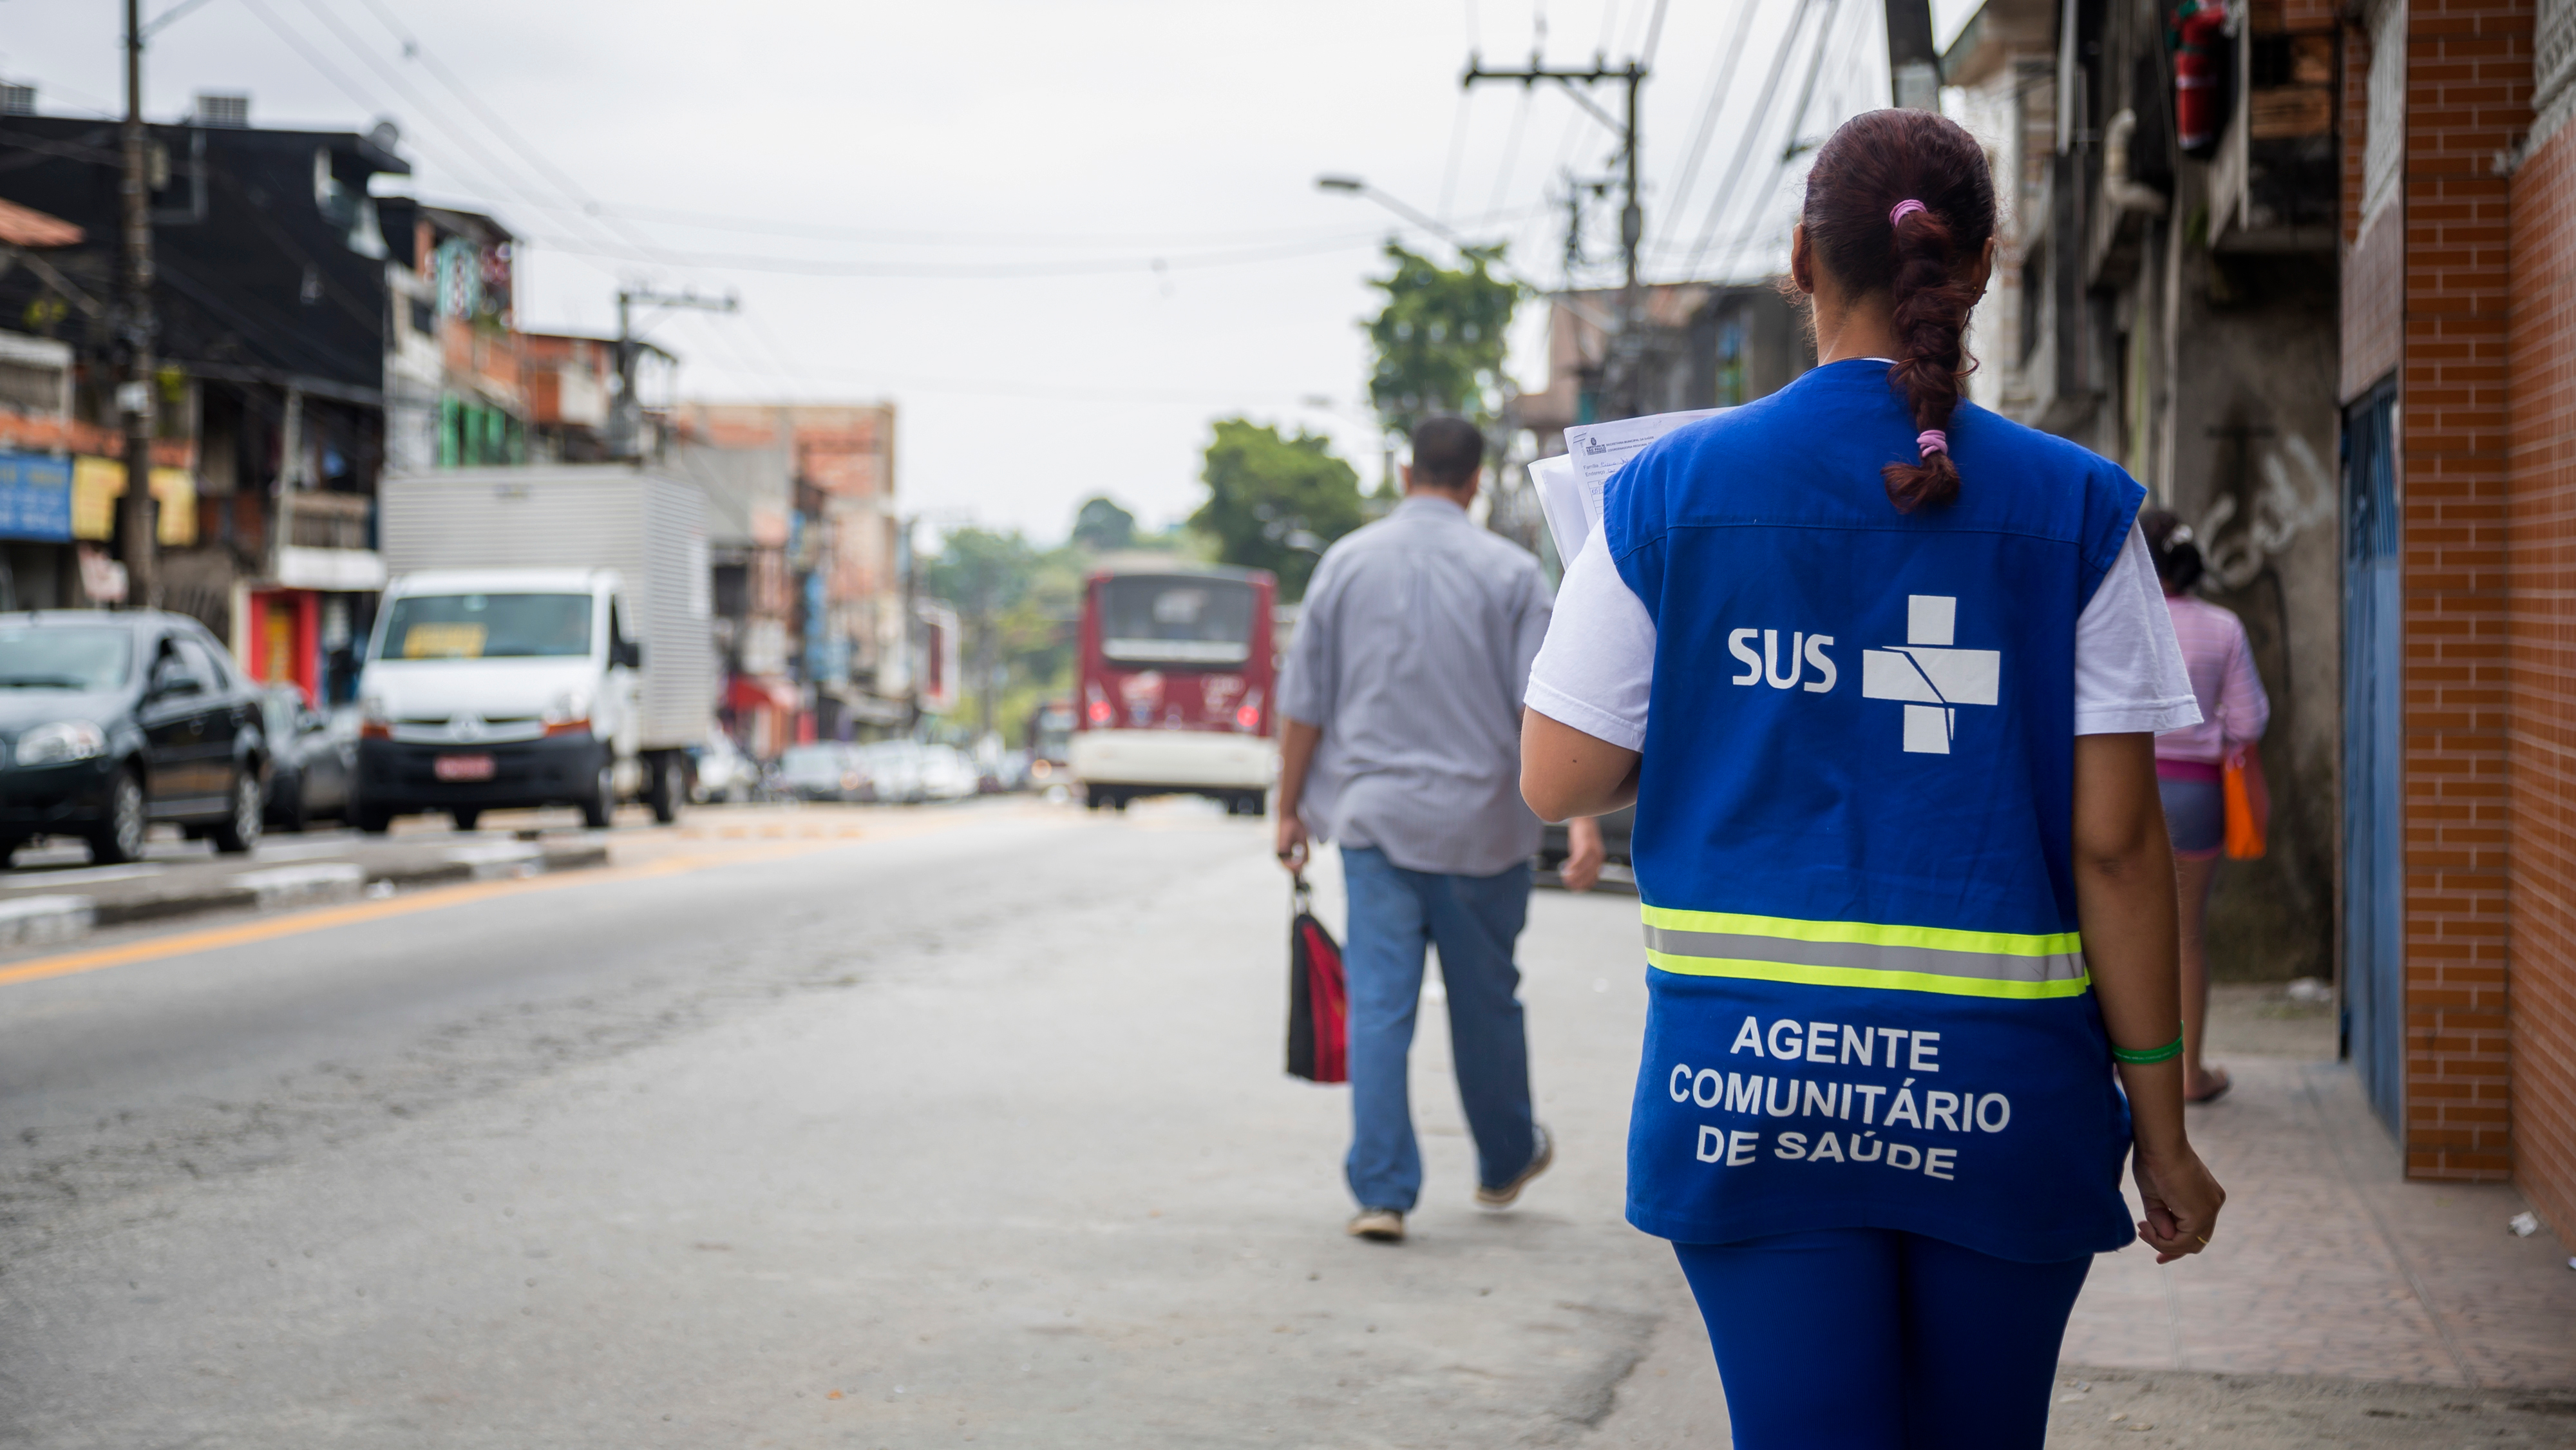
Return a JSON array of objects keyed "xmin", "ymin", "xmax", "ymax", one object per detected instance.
[{"xmin": 2, "ymin": 0, "xmax": 1982, "ymax": 538}]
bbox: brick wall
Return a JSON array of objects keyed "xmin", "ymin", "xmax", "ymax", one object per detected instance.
[
  {"xmin": 2507, "ymin": 121, "xmax": 2576, "ymax": 1226},
  {"xmin": 2401, "ymin": 0, "xmax": 2532, "ymax": 1180}
]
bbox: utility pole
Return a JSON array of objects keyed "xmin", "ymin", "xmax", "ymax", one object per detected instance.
[
  {"xmin": 1463, "ymin": 52, "xmax": 1648, "ymax": 417},
  {"xmin": 611, "ymin": 285, "xmax": 736, "ymax": 460},
  {"xmin": 1882, "ymin": 0, "xmax": 1944, "ymax": 110},
  {"xmin": 117, "ymin": 0, "xmax": 158, "ymax": 607}
]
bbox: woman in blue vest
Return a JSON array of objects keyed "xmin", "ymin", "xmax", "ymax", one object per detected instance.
[{"xmin": 1520, "ymin": 109, "xmax": 2225, "ymax": 1449}]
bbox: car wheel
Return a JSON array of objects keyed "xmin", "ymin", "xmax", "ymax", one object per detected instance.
[
  {"xmin": 354, "ymin": 803, "xmax": 394, "ymax": 834},
  {"xmin": 647, "ymin": 754, "xmax": 680, "ymax": 825},
  {"xmin": 580, "ymin": 761, "xmax": 614, "ymax": 830},
  {"xmin": 210, "ymin": 770, "xmax": 262, "ymax": 854},
  {"xmin": 451, "ymin": 808, "xmax": 482, "ymax": 832},
  {"xmin": 276, "ymin": 774, "xmax": 312, "ymax": 834},
  {"xmin": 88, "ymin": 770, "xmax": 147, "ymax": 864}
]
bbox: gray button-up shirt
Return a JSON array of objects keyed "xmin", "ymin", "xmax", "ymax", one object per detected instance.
[{"xmin": 1278, "ymin": 494, "xmax": 1552, "ymax": 877}]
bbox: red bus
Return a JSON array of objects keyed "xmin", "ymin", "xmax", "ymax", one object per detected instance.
[{"xmin": 1069, "ymin": 564, "xmax": 1277, "ymax": 814}]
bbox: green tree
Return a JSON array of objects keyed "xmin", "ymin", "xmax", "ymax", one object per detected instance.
[
  {"xmin": 1071, "ymin": 495, "xmax": 1137, "ymax": 552},
  {"xmin": 1364, "ymin": 240, "xmax": 1524, "ymax": 441},
  {"xmin": 924, "ymin": 527, "xmax": 1042, "ymax": 739},
  {"xmin": 922, "ymin": 527, "xmax": 1090, "ymax": 743},
  {"xmin": 1189, "ymin": 419, "xmax": 1365, "ymax": 599}
]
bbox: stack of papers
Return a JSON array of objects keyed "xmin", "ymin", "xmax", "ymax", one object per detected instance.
[{"xmin": 1530, "ymin": 408, "xmax": 1719, "ymax": 564}]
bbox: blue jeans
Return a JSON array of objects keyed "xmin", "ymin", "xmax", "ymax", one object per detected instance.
[
  {"xmin": 1672, "ymin": 1229, "xmax": 2092, "ymax": 1449},
  {"xmin": 1340, "ymin": 846, "xmax": 1537, "ymax": 1212}
]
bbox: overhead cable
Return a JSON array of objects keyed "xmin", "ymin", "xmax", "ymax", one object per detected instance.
[
  {"xmin": 1679, "ymin": 0, "xmax": 1816, "ymax": 280},
  {"xmin": 1712, "ymin": 0, "xmax": 1847, "ymax": 280},
  {"xmin": 518, "ymin": 231, "xmax": 1396, "ymax": 281},
  {"xmin": 1653, "ymin": 0, "xmax": 1770, "ymax": 254}
]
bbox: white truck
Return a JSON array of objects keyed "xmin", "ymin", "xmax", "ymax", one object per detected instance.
[{"xmin": 356, "ymin": 466, "xmax": 714, "ymax": 831}]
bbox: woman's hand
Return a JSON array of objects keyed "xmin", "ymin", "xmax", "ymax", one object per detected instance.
[
  {"xmin": 1560, "ymin": 816, "xmax": 1606, "ymax": 892},
  {"xmin": 2132, "ymin": 1138, "xmax": 2225, "ymax": 1264}
]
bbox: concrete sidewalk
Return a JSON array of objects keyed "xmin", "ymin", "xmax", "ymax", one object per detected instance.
[
  {"xmin": 0, "ymin": 829, "xmax": 609, "ymax": 945},
  {"xmin": 1581, "ymin": 984, "xmax": 2576, "ymax": 1447}
]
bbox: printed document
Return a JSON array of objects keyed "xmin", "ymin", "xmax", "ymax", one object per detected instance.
[{"xmin": 1533, "ymin": 408, "xmax": 1719, "ymax": 563}]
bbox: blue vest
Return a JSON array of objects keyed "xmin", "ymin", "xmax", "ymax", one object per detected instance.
[{"xmin": 1605, "ymin": 359, "xmax": 2145, "ymax": 1262}]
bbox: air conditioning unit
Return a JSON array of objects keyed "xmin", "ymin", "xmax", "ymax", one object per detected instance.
[{"xmin": 196, "ymin": 92, "xmax": 249, "ymax": 128}]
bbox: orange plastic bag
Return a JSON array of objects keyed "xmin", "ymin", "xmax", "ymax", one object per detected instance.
[{"xmin": 2223, "ymin": 747, "xmax": 2269, "ymax": 860}]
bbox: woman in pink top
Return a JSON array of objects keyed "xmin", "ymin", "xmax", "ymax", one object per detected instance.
[{"xmin": 2143, "ymin": 510, "xmax": 2271, "ymax": 1103}]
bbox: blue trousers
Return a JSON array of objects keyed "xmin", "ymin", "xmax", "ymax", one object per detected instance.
[
  {"xmin": 1340, "ymin": 847, "xmax": 1537, "ymax": 1212},
  {"xmin": 1673, "ymin": 1228, "xmax": 2092, "ymax": 1450}
]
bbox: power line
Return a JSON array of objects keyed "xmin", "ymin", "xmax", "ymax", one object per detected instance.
[
  {"xmin": 246, "ymin": 0, "xmax": 566, "ymax": 236},
  {"xmin": 1712, "ymin": 0, "xmax": 1846, "ymax": 279},
  {"xmin": 1679, "ymin": 0, "xmax": 1814, "ymax": 280},
  {"xmin": 1483, "ymin": 87, "xmax": 1533, "ymax": 220},
  {"xmin": 1436, "ymin": 90, "xmax": 1473, "ymax": 222},
  {"xmin": 1634, "ymin": 0, "xmax": 1673, "ymax": 64},
  {"xmin": 517, "ymin": 229, "xmax": 1417, "ymax": 280},
  {"xmin": 442, "ymin": 193, "xmax": 1539, "ymax": 252},
  {"xmin": 1653, "ymin": 0, "xmax": 1769, "ymax": 255},
  {"xmin": 284, "ymin": 0, "xmax": 645, "ymax": 270}
]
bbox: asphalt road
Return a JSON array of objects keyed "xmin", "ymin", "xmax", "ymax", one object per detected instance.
[{"xmin": 0, "ymin": 799, "xmax": 1697, "ymax": 1448}]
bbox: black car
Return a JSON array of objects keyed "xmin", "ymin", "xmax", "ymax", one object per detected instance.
[
  {"xmin": 260, "ymin": 684, "xmax": 353, "ymax": 832},
  {"xmin": 0, "ymin": 610, "xmax": 268, "ymax": 864}
]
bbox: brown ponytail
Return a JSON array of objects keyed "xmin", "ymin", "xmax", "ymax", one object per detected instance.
[{"xmin": 1796, "ymin": 110, "xmax": 1997, "ymax": 513}]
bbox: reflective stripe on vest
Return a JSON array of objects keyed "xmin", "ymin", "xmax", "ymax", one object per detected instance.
[{"xmin": 1640, "ymin": 904, "xmax": 2090, "ymax": 1000}]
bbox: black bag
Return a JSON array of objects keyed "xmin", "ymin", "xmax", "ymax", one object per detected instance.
[{"xmin": 1286, "ymin": 874, "xmax": 1348, "ymax": 1083}]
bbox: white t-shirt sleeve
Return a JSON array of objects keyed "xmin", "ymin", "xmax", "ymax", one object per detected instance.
[
  {"xmin": 1524, "ymin": 529, "xmax": 1655, "ymax": 752},
  {"xmin": 1523, "ymin": 520, "xmax": 2198, "ymax": 747},
  {"xmin": 2074, "ymin": 524, "xmax": 2204, "ymax": 736}
]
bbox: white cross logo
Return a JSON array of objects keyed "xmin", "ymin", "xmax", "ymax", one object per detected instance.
[{"xmin": 1859, "ymin": 596, "xmax": 2000, "ymax": 754}]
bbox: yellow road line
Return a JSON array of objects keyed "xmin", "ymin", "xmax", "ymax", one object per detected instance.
[
  {"xmin": 0, "ymin": 803, "xmax": 1073, "ymax": 993},
  {"xmin": 0, "ymin": 839, "xmax": 846, "ymax": 992}
]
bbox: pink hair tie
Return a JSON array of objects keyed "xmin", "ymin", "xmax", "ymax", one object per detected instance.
[
  {"xmin": 1889, "ymin": 198, "xmax": 1928, "ymax": 227},
  {"xmin": 1917, "ymin": 429, "xmax": 1949, "ymax": 457}
]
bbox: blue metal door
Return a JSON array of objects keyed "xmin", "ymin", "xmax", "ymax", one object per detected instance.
[{"xmin": 2342, "ymin": 382, "xmax": 2405, "ymax": 1133}]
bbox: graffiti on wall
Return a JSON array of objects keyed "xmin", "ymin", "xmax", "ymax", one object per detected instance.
[{"xmin": 2198, "ymin": 430, "xmax": 2335, "ymax": 589}]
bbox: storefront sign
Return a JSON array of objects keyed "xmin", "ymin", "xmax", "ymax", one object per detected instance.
[
  {"xmin": 71, "ymin": 457, "xmax": 196, "ymax": 546},
  {"xmin": 0, "ymin": 453, "xmax": 74, "ymax": 542}
]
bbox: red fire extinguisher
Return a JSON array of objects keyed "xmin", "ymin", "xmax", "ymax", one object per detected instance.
[{"xmin": 2172, "ymin": 0, "xmax": 2232, "ymax": 157}]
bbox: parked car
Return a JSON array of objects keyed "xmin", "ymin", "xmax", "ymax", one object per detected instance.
[
  {"xmin": 855, "ymin": 747, "xmax": 927, "ymax": 803},
  {"xmin": 688, "ymin": 728, "xmax": 757, "ymax": 804},
  {"xmin": 260, "ymin": 685, "xmax": 354, "ymax": 832},
  {"xmin": 0, "ymin": 609, "xmax": 269, "ymax": 864},
  {"xmin": 918, "ymin": 744, "xmax": 980, "ymax": 802},
  {"xmin": 777, "ymin": 742, "xmax": 865, "ymax": 802}
]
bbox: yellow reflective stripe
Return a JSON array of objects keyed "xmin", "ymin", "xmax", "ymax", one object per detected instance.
[
  {"xmin": 1640, "ymin": 904, "xmax": 2080, "ymax": 959},
  {"xmin": 1645, "ymin": 948, "xmax": 2094, "ymax": 1000}
]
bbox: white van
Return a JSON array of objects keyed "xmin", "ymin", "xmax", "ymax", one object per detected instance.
[{"xmin": 355, "ymin": 569, "xmax": 663, "ymax": 830}]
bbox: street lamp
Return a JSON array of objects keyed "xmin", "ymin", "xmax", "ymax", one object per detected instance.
[{"xmin": 1312, "ymin": 174, "xmax": 1613, "ymax": 330}]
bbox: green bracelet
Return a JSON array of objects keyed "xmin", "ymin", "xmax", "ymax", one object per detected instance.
[{"xmin": 2111, "ymin": 1032, "xmax": 2185, "ymax": 1065}]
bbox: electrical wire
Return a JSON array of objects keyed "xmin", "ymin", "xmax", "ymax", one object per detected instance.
[
  {"xmin": 240, "ymin": 0, "xmax": 568, "ymax": 242},
  {"xmin": 1634, "ymin": 0, "xmax": 1672, "ymax": 64},
  {"xmin": 1436, "ymin": 90, "xmax": 1474, "ymax": 223},
  {"xmin": 1678, "ymin": 0, "xmax": 1814, "ymax": 280},
  {"xmin": 283, "ymin": 0, "xmax": 645, "ymax": 272},
  {"xmin": 518, "ymin": 230, "xmax": 1395, "ymax": 280},
  {"xmin": 1483, "ymin": 87, "xmax": 1534, "ymax": 220},
  {"xmin": 1653, "ymin": 0, "xmax": 1769, "ymax": 254},
  {"xmin": 1710, "ymin": 0, "xmax": 1845, "ymax": 279}
]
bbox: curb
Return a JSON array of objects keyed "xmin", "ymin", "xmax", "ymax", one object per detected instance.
[{"xmin": 32, "ymin": 843, "xmax": 615, "ymax": 935}]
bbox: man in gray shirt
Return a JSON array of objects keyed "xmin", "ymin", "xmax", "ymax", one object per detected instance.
[{"xmin": 1276, "ymin": 415, "xmax": 1602, "ymax": 1243}]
